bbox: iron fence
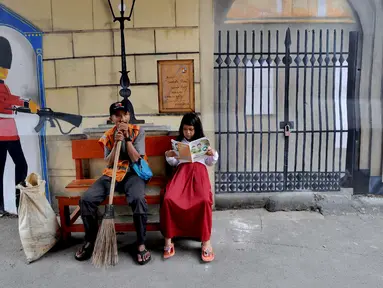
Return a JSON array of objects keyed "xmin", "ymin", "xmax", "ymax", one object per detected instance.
[{"xmin": 214, "ymin": 28, "xmax": 359, "ymax": 193}]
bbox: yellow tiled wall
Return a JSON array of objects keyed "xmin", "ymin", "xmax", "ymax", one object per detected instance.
[
  {"xmin": 2, "ymin": 0, "xmax": 201, "ymax": 205},
  {"xmin": 3, "ymin": 0, "xmax": 201, "ymax": 134}
]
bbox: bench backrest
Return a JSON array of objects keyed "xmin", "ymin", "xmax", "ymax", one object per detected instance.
[{"xmin": 72, "ymin": 135, "xmax": 175, "ymax": 179}]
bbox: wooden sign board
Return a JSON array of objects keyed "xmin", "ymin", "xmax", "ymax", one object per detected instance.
[{"xmin": 157, "ymin": 59, "xmax": 195, "ymax": 113}]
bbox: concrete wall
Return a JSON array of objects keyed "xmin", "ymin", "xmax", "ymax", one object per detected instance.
[{"xmin": 345, "ymin": 0, "xmax": 383, "ymax": 192}]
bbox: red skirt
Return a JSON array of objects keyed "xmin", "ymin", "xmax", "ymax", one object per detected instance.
[{"xmin": 160, "ymin": 162, "xmax": 213, "ymax": 242}]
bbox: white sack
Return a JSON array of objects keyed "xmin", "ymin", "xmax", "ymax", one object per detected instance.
[{"xmin": 17, "ymin": 173, "xmax": 61, "ymax": 263}]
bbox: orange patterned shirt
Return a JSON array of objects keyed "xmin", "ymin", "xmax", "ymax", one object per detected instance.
[{"xmin": 98, "ymin": 124, "xmax": 146, "ymax": 182}]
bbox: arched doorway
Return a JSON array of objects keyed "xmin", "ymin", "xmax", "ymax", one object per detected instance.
[{"xmin": 213, "ymin": 0, "xmax": 362, "ymax": 193}]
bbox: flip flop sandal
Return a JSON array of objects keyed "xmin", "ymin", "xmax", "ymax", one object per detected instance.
[
  {"xmin": 163, "ymin": 243, "xmax": 175, "ymax": 259},
  {"xmin": 74, "ymin": 243, "xmax": 93, "ymax": 261},
  {"xmin": 0, "ymin": 211, "xmax": 10, "ymax": 218},
  {"xmin": 201, "ymin": 246, "xmax": 215, "ymax": 262},
  {"xmin": 137, "ymin": 248, "xmax": 151, "ymax": 265}
]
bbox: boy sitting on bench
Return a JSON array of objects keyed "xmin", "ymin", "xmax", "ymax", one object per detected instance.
[{"xmin": 74, "ymin": 102, "xmax": 151, "ymax": 265}]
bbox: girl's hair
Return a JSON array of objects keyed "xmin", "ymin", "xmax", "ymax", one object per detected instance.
[{"xmin": 176, "ymin": 112, "xmax": 205, "ymax": 141}]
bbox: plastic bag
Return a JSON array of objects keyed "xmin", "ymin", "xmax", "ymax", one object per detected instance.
[{"xmin": 17, "ymin": 173, "xmax": 61, "ymax": 263}]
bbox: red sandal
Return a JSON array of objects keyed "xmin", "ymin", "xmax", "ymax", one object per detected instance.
[
  {"xmin": 163, "ymin": 243, "xmax": 175, "ymax": 259},
  {"xmin": 201, "ymin": 245, "xmax": 215, "ymax": 262}
]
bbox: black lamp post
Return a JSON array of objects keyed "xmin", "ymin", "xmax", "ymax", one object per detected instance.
[{"xmin": 107, "ymin": 0, "xmax": 144, "ymax": 124}]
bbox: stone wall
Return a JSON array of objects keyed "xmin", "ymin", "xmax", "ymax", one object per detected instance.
[
  {"xmin": 3, "ymin": 0, "xmax": 200, "ymax": 134},
  {"xmin": 2, "ymin": 0, "xmax": 202, "ymax": 204}
]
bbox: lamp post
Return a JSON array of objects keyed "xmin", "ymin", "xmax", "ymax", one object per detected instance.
[{"xmin": 107, "ymin": 0, "xmax": 144, "ymax": 124}]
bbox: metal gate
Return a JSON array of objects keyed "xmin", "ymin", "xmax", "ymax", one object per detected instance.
[{"xmin": 214, "ymin": 28, "xmax": 360, "ymax": 193}]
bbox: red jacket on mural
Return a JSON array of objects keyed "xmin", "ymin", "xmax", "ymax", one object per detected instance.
[{"xmin": 0, "ymin": 82, "xmax": 26, "ymax": 141}]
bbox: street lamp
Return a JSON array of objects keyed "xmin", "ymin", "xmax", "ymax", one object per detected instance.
[{"xmin": 107, "ymin": 0, "xmax": 144, "ymax": 124}]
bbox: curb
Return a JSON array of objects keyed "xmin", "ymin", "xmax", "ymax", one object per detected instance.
[{"xmin": 214, "ymin": 190, "xmax": 383, "ymax": 215}]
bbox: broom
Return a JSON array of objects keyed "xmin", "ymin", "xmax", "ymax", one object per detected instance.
[{"xmin": 92, "ymin": 140, "xmax": 122, "ymax": 268}]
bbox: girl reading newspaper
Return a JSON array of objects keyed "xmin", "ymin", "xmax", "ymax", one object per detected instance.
[{"xmin": 161, "ymin": 113, "xmax": 219, "ymax": 262}]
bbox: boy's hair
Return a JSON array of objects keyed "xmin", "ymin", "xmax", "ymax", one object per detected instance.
[{"xmin": 176, "ymin": 112, "xmax": 205, "ymax": 141}]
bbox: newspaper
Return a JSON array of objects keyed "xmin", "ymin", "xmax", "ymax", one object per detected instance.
[{"xmin": 171, "ymin": 137, "xmax": 210, "ymax": 163}]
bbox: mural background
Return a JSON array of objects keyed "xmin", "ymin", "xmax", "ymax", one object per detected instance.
[{"xmin": 0, "ymin": 26, "xmax": 42, "ymax": 214}]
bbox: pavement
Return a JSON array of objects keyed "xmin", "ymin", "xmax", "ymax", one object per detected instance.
[{"xmin": 2, "ymin": 208, "xmax": 383, "ymax": 288}]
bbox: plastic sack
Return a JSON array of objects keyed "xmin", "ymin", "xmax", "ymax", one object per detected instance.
[{"xmin": 17, "ymin": 173, "xmax": 61, "ymax": 263}]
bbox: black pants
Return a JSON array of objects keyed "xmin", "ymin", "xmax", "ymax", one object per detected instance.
[
  {"xmin": 0, "ymin": 140, "xmax": 28, "ymax": 212},
  {"xmin": 79, "ymin": 173, "xmax": 148, "ymax": 245}
]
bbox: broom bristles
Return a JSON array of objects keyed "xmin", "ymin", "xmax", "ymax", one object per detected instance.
[{"xmin": 92, "ymin": 218, "xmax": 118, "ymax": 268}]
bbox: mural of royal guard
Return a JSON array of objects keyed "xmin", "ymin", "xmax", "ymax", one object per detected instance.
[
  {"xmin": 0, "ymin": 36, "xmax": 29, "ymax": 216},
  {"xmin": 0, "ymin": 36, "xmax": 82, "ymax": 216}
]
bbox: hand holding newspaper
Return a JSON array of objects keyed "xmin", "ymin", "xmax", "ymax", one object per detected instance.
[{"xmin": 171, "ymin": 137, "xmax": 211, "ymax": 163}]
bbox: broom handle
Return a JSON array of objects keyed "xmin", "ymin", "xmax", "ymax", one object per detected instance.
[{"xmin": 109, "ymin": 141, "xmax": 122, "ymax": 205}]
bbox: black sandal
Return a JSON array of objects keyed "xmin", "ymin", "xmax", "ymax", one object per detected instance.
[
  {"xmin": 0, "ymin": 210, "xmax": 9, "ymax": 217},
  {"xmin": 136, "ymin": 248, "xmax": 151, "ymax": 265},
  {"xmin": 74, "ymin": 242, "xmax": 93, "ymax": 261}
]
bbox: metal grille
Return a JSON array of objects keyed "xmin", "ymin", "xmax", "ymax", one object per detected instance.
[{"xmin": 214, "ymin": 28, "xmax": 359, "ymax": 193}]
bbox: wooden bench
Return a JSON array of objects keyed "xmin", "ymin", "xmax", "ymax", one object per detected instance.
[{"xmin": 56, "ymin": 135, "xmax": 175, "ymax": 241}]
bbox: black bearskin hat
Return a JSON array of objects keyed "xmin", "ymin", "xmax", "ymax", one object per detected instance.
[{"xmin": 0, "ymin": 36, "xmax": 12, "ymax": 69}]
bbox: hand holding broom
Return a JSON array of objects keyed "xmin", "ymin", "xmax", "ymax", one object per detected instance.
[{"xmin": 92, "ymin": 140, "xmax": 122, "ymax": 268}]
